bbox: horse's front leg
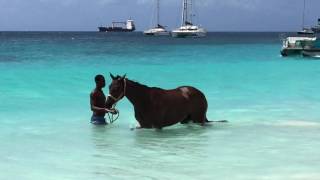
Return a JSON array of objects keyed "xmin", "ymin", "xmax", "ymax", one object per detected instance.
[
  {"xmin": 150, "ymin": 111, "xmax": 165, "ymax": 130},
  {"xmin": 134, "ymin": 109, "xmax": 153, "ymax": 129},
  {"xmin": 152, "ymin": 122, "xmax": 163, "ymax": 130}
]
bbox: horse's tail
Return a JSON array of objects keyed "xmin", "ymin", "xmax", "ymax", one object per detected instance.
[{"xmin": 206, "ymin": 119, "xmax": 228, "ymax": 123}]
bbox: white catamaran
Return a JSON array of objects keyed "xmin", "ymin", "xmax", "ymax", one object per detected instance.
[
  {"xmin": 144, "ymin": 0, "xmax": 170, "ymax": 36},
  {"xmin": 172, "ymin": 0, "xmax": 206, "ymax": 38}
]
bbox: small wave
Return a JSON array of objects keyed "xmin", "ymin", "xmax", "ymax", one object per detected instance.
[
  {"xmin": 0, "ymin": 55, "xmax": 19, "ymax": 63},
  {"xmin": 274, "ymin": 120, "xmax": 320, "ymax": 127}
]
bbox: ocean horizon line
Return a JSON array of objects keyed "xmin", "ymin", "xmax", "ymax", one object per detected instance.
[{"xmin": 0, "ymin": 30, "xmax": 297, "ymax": 33}]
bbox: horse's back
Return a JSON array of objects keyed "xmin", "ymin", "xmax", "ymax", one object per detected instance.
[
  {"xmin": 177, "ymin": 86, "xmax": 206, "ymax": 99},
  {"xmin": 148, "ymin": 86, "xmax": 208, "ymax": 127}
]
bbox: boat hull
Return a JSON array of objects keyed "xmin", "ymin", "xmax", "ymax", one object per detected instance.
[
  {"xmin": 143, "ymin": 28, "xmax": 170, "ymax": 36},
  {"xmin": 98, "ymin": 27, "xmax": 135, "ymax": 32},
  {"xmin": 302, "ymin": 49, "xmax": 320, "ymax": 58},
  {"xmin": 281, "ymin": 48, "xmax": 303, "ymax": 56},
  {"xmin": 144, "ymin": 32, "xmax": 170, "ymax": 36},
  {"xmin": 171, "ymin": 30, "xmax": 206, "ymax": 38}
]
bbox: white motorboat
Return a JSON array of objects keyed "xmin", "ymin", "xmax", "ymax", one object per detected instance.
[{"xmin": 281, "ymin": 36, "xmax": 317, "ymax": 56}]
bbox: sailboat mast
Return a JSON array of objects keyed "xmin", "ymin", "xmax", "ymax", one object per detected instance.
[
  {"xmin": 157, "ymin": 0, "xmax": 160, "ymax": 26},
  {"xmin": 302, "ymin": 0, "xmax": 306, "ymax": 29},
  {"xmin": 190, "ymin": 0, "xmax": 193, "ymax": 24},
  {"xmin": 182, "ymin": 0, "xmax": 187, "ymax": 26},
  {"xmin": 186, "ymin": 0, "xmax": 188, "ymax": 24}
]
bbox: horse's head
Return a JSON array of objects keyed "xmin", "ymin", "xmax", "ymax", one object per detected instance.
[{"xmin": 106, "ymin": 73, "xmax": 127, "ymax": 108}]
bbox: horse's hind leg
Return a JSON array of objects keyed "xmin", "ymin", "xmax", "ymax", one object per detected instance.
[
  {"xmin": 180, "ymin": 115, "xmax": 191, "ymax": 124},
  {"xmin": 191, "ymin": 113, "xmax": 206, "ymax": 126}
]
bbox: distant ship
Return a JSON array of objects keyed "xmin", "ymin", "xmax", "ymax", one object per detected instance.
[{"xmin": 98, "ymin": 19, "xmax": 135, "ymax": 32}]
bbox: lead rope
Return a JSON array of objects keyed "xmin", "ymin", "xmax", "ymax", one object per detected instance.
[{"xmin": 107, "ymin": 103, "xmax": 120, "ymax": 124}]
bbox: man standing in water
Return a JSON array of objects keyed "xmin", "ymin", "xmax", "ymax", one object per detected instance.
[{"xmin": 90, "ymin": 74, "xmax": 114, "ymax": 125}]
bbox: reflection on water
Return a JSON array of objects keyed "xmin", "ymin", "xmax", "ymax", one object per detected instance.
[
  {"xmin": 88, "ymin": 123, "xmax": 231, "ymax": 179},
  {"xmin": 90, "ymin": 123, "xmax": 228, "ymax": 152},
  {"xmin": 86, "ymin": 120, "xmax": 320, "ymax": 179}
]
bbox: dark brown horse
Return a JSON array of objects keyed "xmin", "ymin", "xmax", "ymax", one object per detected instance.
[{"xmin": 106, "ymin": 74, "xmax": 221, "ymax": 129}]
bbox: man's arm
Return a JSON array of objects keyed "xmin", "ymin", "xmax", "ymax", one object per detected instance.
[{"xmin": 90, "ymin": 92, "xmax": 108, "ymax": 113}]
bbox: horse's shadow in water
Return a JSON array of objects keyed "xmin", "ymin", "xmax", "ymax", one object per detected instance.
[
  {"xmin": 106, "ymin": 74, "xmax": 227, "ymax": 129},
  {"xmin": 131, "ymin": 123, "xmax": 230, "ymax": 155},
  {"xmin": 133, "ymin": 122, "xmax": 228, "ymax": 138}
]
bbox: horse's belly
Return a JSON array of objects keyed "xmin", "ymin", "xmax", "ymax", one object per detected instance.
[
  {"xmin": 161, "ymin": 120, "xmax": 180, "ymax": 127},
  {"xmin": 161, "ymin": 109, "xmax": 188, "ymax": 126}
]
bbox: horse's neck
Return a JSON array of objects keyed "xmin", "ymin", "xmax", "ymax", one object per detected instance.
[{"xmin": 125, "ymin": 80, "xmax": 150, "ymax": 108}]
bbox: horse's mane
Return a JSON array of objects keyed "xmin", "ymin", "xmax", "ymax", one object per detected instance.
[
  {"xmin": 114, "ymin": 75, "xmax": 163, "ymax": 91},
  {"xmin": 127, "ymin": 78, "xmax": 163, "ymax": 91}
]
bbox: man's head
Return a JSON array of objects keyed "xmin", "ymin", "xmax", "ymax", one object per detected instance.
[{"xmin": 95, "ymin": 74, "xmax": 105, "ymax": 88}]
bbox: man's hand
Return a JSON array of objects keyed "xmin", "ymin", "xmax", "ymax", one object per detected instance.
[{"xmin": 105, "ymin": 108, "xmax": 117, "ymax": 114}]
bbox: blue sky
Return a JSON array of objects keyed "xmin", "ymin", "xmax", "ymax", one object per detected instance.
[{"xmin": 0, "ymin": 0, "xmax": 319, "ymax": 31}]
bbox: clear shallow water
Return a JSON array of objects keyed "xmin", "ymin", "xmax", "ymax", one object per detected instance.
[{"xmin": 1, "ymin": 32, "xmax": 320, "ymax": 179}]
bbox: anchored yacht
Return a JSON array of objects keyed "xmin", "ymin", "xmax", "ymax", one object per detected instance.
[
  {"xmin": 172, "ymin": 0, "xmax": 206, "ymax": 38},
  {"xmin": 281, "ymin": 36, "xmax": 317, "ymax": 56},
  {"xmin": 144, "ymin": 0, "xmax": 170, "ymax": 36}
]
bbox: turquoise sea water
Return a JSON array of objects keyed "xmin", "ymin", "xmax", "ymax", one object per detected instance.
[{"xmin": 1, "ymin": 32, "xmax": 320, "ymax": 179}]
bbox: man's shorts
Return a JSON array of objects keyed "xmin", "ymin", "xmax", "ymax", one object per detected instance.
[{"xmin": 91, "ymin": 115, "xmax": 107, "ymax": 125}]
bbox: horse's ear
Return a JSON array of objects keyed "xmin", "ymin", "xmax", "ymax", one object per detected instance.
[
  {"xmin": 122, "ymin": 74, "xmax": 126, "ymax": 79},
  {"xmin": 110, "ymin": 73, "xmax": 116, "ymax": 80}
]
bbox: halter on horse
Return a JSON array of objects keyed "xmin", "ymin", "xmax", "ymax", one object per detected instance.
[{"xmin": 104, "ymin": 76, "xmax": 126, "ymax": 124}]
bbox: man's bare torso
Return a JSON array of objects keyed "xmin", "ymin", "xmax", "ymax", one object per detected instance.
[{"xmin": 90, "ymin": 89, "xmax": 106, "ymax": 116}]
